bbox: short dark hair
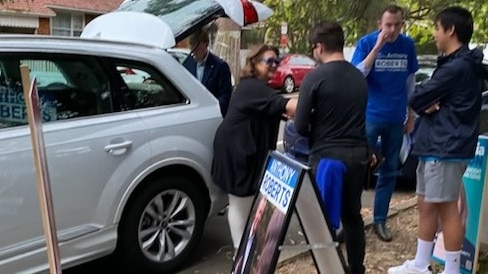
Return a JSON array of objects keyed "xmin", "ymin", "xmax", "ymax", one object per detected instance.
[
  {"xmin": 435, "ymin": 6, "xmax": 473, "ymax": 44},
  {"xmin": 380, "ymin": 5, "xmax": 405, "ymax": 20},
  {"xmin": 309, "ymin": 21, "xmax": 344, "ymax": 53}
]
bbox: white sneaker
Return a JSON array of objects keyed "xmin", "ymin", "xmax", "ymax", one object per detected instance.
[{"xmin": 388, "ymin": 260, "xmax": 432, "ymax": 274}]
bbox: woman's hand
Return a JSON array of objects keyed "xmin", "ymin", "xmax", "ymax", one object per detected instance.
[{"xmin": 285, "ymin": 98, "xmax": 298, "ymax": 117}]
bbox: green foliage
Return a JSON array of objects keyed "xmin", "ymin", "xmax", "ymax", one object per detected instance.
[
  {"xmin": 402, "ymin": 0, "xmax": 488, "ymax": 48},
  {"xmin": 262, "ymin": 0, "xmax": 488, "ymax": 55},
  {"xmin": 405, "ymin": 24, "xmax": 438, "ymax": 54},
  {"xmin": 241, "ymin": 28, "xmax": 267, "ymax": 49},
  {"xmin": 467, "ymin": 1, "xmax": 488, "ymax": 42},
  {"xmin": 263, "ymin": 0, "xmax": 313, "ymax": 54},
  {"xmin": 263, "ymin": 0, "xmax": 390, "ymax": 52}
]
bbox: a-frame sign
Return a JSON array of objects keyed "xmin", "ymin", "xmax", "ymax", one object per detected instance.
[{"xmin": 231, "ymin": 150, "xmax": 347, "ymax": 274}]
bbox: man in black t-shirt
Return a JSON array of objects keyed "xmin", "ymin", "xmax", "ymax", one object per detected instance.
[{"xmin": 294, "ymin": 21, "xmax": 370, "ymax": 274}]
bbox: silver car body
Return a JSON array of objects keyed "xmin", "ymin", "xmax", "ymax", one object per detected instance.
[{"xmin": 0, "ymin": 36, "xmax": 226, "ymax": 273}]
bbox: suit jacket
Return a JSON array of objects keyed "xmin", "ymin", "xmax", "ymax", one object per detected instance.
[
  {"xmin": 253, "ymin": 209, "xmax": 286, "ymax": 274},
  {"xmin": 183, "ymin": 51, "xmax": 233, "ymax": 116},
  {"xmin": 233, "ymin": 209, "xmax": 286, "ymax": 274},
  {"xmin": 233, "ymin": 232, "xmax": 258, "ymax": 274}
]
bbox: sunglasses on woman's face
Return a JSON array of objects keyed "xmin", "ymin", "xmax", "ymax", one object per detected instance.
[{"xmin": 261, "ymin": 57, "xmax": 280, "ymax": 66}]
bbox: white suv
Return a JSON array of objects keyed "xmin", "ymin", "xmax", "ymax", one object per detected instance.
[{"xmin": 0, "ymin": 0, "xmax": 272, "ymax": 273}]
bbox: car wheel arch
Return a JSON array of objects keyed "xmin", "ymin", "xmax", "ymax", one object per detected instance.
[
  {"xmin": 113, "ymin": 165, "xmax": 211, "ymax": 272},
  {"xmin": 117, "ymin": 164, "xmax": 211, "ymax": 225}
]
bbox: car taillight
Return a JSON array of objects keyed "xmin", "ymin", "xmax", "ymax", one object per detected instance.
[{"xmin": 242, "ymin": 0, "xmax": 258, "ymax": 25}]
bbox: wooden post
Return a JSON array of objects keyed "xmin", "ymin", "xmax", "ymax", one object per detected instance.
[
  {"xmin": 20, "ymin": 65, "xmax": 62, "ymax": 274},
  {"xmin": 214, "ymin": 18, "xmax": 241, "ymax": 85}
]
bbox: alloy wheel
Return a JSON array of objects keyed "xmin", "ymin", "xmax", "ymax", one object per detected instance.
[{"xmin": 138, "ymin": 189, "xmax": 196, "ymax": 263}]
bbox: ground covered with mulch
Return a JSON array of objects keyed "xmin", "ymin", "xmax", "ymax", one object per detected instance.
[
  {"xmin": 276, "ymin": 205, "xmax": 419, "ymax": 274},
  {"xmin": 276, "ymin": 205, "xmax": 488, "ymax": 274}
]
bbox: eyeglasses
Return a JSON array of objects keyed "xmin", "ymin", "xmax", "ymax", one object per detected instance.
[
  {"xmin": 261, "ymin": 57, "xmax": 280, "ymax": 66},
  {"xmin": 311, "ymin": 43, "xmax": 318, "ymax": 51}
]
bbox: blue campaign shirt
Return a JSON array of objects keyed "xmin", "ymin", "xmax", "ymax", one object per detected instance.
[{"xmin": 351, "ymin": 31, "xmax": 419, "ymax": 124}]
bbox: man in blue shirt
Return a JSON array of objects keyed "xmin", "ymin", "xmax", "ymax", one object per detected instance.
[{"xmin": 351, "ymin": 4, "xmax": 418, "ymax": 242}]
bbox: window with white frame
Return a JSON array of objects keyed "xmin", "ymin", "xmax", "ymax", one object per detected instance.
[{"xmin": 51, "ymin": 13, "xmax": 84, "ymax": 37}]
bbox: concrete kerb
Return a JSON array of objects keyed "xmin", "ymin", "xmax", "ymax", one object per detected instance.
[{"xmin": 276, "ymin": 196, "xmax": 418, "ymax": 268}]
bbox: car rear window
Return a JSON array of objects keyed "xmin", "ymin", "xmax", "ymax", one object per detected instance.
[
  {"xmin": 117, "ymin": 0, "xmax": 221, "ymax": 39},
  {"xmin": 0, "ymin": 53, "xmax": 111, "ymax": 128}
]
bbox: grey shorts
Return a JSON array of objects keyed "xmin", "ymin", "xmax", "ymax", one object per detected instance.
[{"xmin": 416, "ymin": 160, "xmax": 469, "ymax": 203}]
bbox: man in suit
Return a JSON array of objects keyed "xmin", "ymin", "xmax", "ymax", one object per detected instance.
[
  {"xmin": 253, "ymin": 207, "xmax": 285, "ymax": 274},
  {"xmin": 183, "ymin": 29, "xmax": 233, "ymax": 117}
]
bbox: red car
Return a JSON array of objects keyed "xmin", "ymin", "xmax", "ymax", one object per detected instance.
[{"xmin": 268, "ymin": 54, "xmax": 317, "ymax": 93}]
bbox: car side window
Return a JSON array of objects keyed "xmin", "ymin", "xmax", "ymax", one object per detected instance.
[
  {"xmin": 23, "ymin": 60, "xmax": 68, "ymax": 88},
  {"xmin": 301, "ymin": 56, "xmax": 316, "ymax": 66},
  {"xmin": 170, "ymin": 52, "xmax": 188, "ymax": 64},
  {"xmin": 0, "ymin": 54, "xmax": 112, "ymax": 129},
  {"xmin": 415, "ymin": 73, "xmax": 430, "ymax": 85},
  {"xmin": 288, "ymin": 57, "xmax": 299, "ymax": 65},
  {"xmin": 0, "ymin": 60, "xmax": 25, "ymax": 129},
  {"xmin": 113, "ymin": 61, "xmax": 186, "ymax": 111},
  {"xmin": 289, "ymin": 56, "xmax": 314, "ymax": 66}
]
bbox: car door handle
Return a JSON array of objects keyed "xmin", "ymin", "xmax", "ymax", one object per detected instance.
[{"xmin": 104, "ymin": 140, "xmax": 133, "ymax": 155}]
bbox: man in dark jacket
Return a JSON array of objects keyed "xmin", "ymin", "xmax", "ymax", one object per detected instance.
[
  {"xmin": 388, "ymin": 7, "xmax": 484, "ymax": 274},
  {"xmin": 183, "ymin": 29, "xmax": 233, "ymax": 117}
]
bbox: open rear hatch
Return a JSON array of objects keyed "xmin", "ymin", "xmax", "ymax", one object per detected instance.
[{"xmin": 81, "ymin": 0, "xmax": 272, "ymax": 49}]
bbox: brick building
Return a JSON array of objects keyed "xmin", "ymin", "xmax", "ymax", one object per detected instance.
[{"xmin": 0, "ymin": 0, "xmax": 124, "ymax": 35}]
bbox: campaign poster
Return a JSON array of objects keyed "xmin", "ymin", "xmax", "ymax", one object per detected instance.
[
  {"xmin": 0, "ymin": 85, "xmax": 57, "ymax": 125},
  {"xmin": 231, "ymin": 151, "xmax": 306, "ymax": 274},
  {"xmin": 432, "ymin": 135, "xmax": 488, "ymax": 274}
]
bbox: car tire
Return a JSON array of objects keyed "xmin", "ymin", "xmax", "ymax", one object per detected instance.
[
  {"xmin": 282, "ymin": 76, "xmax": 295, "ymax": 93},
  {"xmin": 116, "ymin": 176, "xmax": 206, "ymax": 273}
]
